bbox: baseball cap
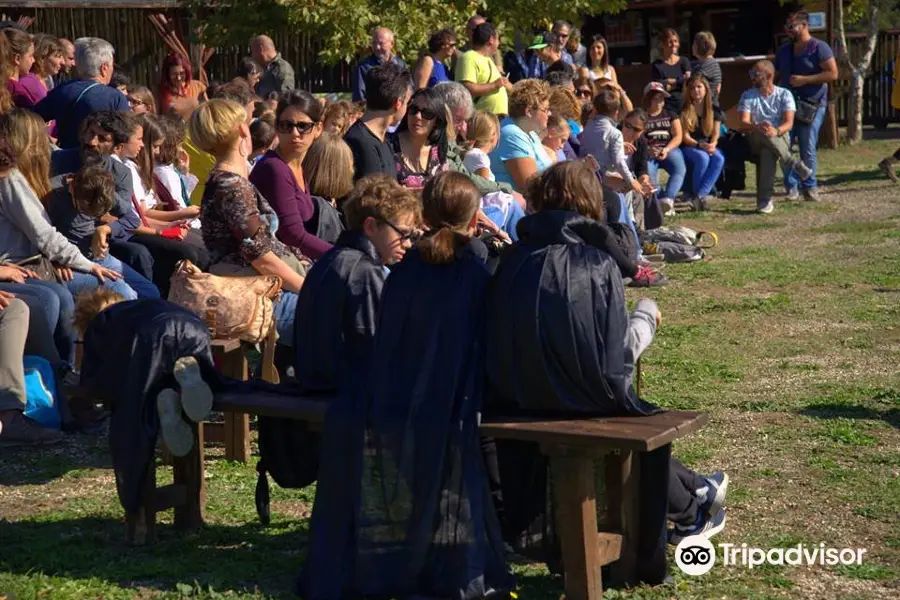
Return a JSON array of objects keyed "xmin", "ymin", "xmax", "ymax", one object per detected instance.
[
  {"xmin": 529, "ymin": 32, "xmax": 562, "ymax": 50},
  {"xmin": 643, "ymin": 81, "xmax": 671, "ymax": 99}
]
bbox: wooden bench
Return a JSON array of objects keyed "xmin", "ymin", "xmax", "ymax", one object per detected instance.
[{"xmin": 128, "ymin": 389, "xmax": 706, "ymax": 600}]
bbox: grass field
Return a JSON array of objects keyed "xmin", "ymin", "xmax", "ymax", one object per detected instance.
[{"xmin": 2, "ymin": 139, "xmax": 899, "ymax": 600}]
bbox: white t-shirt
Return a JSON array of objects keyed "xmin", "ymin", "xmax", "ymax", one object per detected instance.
[
  {"xmin": 154, "ymin": 164, "xmax": 201, "ymax": 229},
  {"xmin": 111, "ymin": 154, "xmax": 157, "ymax": 209},
  {"xmin": 463, "ymin": 148, "xmax": 495, "ymax": 181}
]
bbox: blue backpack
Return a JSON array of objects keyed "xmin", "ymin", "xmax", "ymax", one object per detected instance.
[{"xmin": 23, "ymin": 356, "xmax": 61, "ymax": 430}]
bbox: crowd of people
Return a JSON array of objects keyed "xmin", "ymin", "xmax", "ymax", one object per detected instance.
[{"xmin": 0, "ymin": 7, "xmax": 858, "ymax": 598}]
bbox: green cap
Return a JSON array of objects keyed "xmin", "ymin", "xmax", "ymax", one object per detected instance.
[{"xmin": 528, "ymin": 34, "xmax": 549, "ymax": 50}]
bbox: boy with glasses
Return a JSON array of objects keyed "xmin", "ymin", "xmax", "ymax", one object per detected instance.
[{"xmin": 294, "ymin": 175, "xmax": 421, "ymax": 394}]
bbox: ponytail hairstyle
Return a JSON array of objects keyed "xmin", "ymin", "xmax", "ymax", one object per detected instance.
[
  {"xmin": 136, "ymin": 113, "xmax": 165, "ymax": 192},
  {"xmin": 417, "ymin": 171, "xmax": 480, "ymax": 264}
]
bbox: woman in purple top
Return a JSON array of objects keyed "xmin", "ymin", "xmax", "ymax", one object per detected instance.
[
  {"xmin": 249, "ymin": 89, "xmax": 333, "ymax": 260},
  {"xmin": 3, "ymin": 28, "xmax": 44, "ymax": 109}
]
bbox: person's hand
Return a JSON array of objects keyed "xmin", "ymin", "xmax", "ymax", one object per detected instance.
[
  {"xmin": 54, "ymin": 264, "xmax": 74, "ymax": 282},
  {"xmin": 183, "ymin": 205, "xmax": 200, "ymax": 219},
  {"xmin": 89, "ymin": 264, "xmax": 122, "ymax": 284},
  {"xmin": 658, "ymin": 147, "xmax": 669, "ymax": 161},
  {"xmin": 655, "ymin": 310, "xmax": 662, "ymax": 328},
  {"xmin": 789, "ymin": 74, "xmax": 809, "ymax": 87},
  {"xmin": 476, "ymin": 209, "xmax": 511, "ymax": 243},
  {"xmin": 705, "ymin": 140, "xmax": 717, "ymax": 156},
  {"xmin": 624, "ymin": 141, "xmax": 637, "ymax": 155},
  {"xmin": 640, "ymin": 177, "xmax": 656, "ymax": 196},
  {"xmin": 0, "ymin": 265, "xmax": 27, "ymax": 283},
  {"xmin": 631, "ymin": 179, "xmax": 644, "ymax": 196},
  {"xmin": 91, "ymin": 225, "xmax": 111, "ymax": 260},
  {"xmin": 762, "ymin": 122, "xmax": 778, "ymax": 137},
  {"xmin": 664, "ymin": 78, "xmax": 677, "ymax": 90},
  {"xmin": 0, "ymin": 289, "xmax": 15, "ymax": 310},
  {"xmin": 497, "ymin": 76, "xmax": 512, "ymax": 92}
]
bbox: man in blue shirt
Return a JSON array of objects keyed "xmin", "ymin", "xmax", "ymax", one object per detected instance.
[
  {"xmin": 352, "ymin": 27, "xmax": 408, "ymax": 102},
  {"xmin": 35, "ymin": 37, "xmax": 129, "ymax": 150},
  {"xmin": 738, "ymin": 60, "xmax": 813, "ymax": 214},
  {"xmin": 774, "ymin": 9, "xmax": 838, "ymax": 202}
]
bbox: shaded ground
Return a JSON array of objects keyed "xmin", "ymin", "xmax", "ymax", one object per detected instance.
[{"xmin": 1, "ymin": 140, "xmax": 899, "ymax": 599}]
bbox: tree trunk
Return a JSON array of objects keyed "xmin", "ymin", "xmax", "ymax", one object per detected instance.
[{"xmin": 847, "ymin": 69, "xmax": 865, "ymax": 144}]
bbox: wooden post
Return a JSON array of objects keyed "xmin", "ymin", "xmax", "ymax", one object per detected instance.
[
  {"xmin": 173, "ymin": 421, "xmax": 206, "ymax": 530},
  {"xmin": 126, "ymin": 458, "xmax": 157, "ymax": 545},
  {"xmin": 217, "ymin": 345, "xmax": 250, "ymax": 463},
  {"xmin": 549, "ymin": 449, "xmax": 603, "ymax": 600},
  {"xmin": 605, "ymin": 450, "xmax": 642, "ymax": 588}
]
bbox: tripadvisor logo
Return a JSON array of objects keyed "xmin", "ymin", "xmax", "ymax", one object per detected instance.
[{"xmin": 675, "ymin": 536, "xmax": 868, "ymax": 576}]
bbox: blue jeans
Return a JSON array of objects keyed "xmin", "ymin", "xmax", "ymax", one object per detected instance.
[
  {"xmin": 0, "ymin": 279, "xmax": 76, "ymax": 366},
  {"xmin": 682, "ymin": 147, "xmax": 726, "ymax": 198},
  {"xmin": 66, "ymin": 254, "xmax": 142, "ymax": 300},
  {"xmin": 784, "ymin": 102, "xmax": 826, "ymax": 192},
  {"xmin": 647, "ymin": 147, "xmax": 686, "ymax": 202},
  {"xmin": 274, "ymin": 290, "xmax": 298, "ymax": 347}
]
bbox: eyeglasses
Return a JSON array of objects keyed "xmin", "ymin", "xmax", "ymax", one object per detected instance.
[
  {"xmin": 276, "ymin": 120, "xmax": 317, "ymax": 135},
  {"xmin": 623, "ymin": 122, "xmax": 644, "ymax": 134},
  {"xmin": 127, "ymin": 97, "xmax": 146, "ymax": 107},
  {"xmin": 408, "ymin": 105, "xmax": 438, "ymax": 121},
  {"xmin": 536, "ymin": 104, "xmax": 551, "ymax": 115},
  {"xmin": 381, "ymin": 219, "xmax": 420, "ymax": 242},
  {"xmin": 576, "ymin": 89, "xmax": 592, "ymax": 98}
]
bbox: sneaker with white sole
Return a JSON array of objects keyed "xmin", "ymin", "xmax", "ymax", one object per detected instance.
[
  {"xmin": 659, "ymin": 197, "xmax": 675, "ymax": 216},
  {"xmin": 696, "ymin": 471, "xmax": 729, "ymax": 519},
  {"xmin": 157, "ymin": 388, "xmax": 194, "ymax": 457},
  {"xmin": 792, "ymin": 159, "xmax": 813, "ymax": 181},
  {"xmin": 785, "ymin": 188, "xmax": 800, "ymax": 201},
  {"xmin": 757, "ymin": 199, "xmax": 774, "ymax": 214},
  {"xmin": 173, "ymin": 356, "xmax": 213, "ymax": 423},
  {"xmin": 802, "ymin": 188, "xmax": 821, "ymax": 203},
  {"xmin": 0, "ymin": 411, "xmax": 64, "ymax": 447},
  {"xmin": 669, "ymin": 508, "xmax": 728, "ymax": 546}
]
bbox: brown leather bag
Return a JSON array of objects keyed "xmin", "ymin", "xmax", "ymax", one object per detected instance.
[{"xmin": 167, "ymin": 260, "xmax": 282, "ymax": 344}]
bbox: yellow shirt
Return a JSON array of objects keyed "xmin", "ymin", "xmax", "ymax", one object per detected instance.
[
  {"xmin": 454, "ymin": 49, "xmax": 508, "ymax": 116},
  {"xmin": 183, "ymin": 130, "xmax": 215, "ymax": 205}
]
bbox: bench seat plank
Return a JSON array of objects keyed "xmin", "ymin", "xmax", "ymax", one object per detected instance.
[{"xmin": 213, "ymin": 391, "xmax": 707, "ymax": 452}]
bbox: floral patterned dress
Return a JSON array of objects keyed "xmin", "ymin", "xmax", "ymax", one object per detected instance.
[{"xmin": 388, "ymin": 135, "xmax": 449, "ymax": 189}]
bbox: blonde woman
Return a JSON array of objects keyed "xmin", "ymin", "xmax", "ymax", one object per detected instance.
[
  {"xmin": 463, "ymin": 110, "xmax": 500, "ymax": 181},
  {"xmin": 679, "ymin": 74, "xmax": 724, "ymax": 209},
  {"xmin": 189, "ymin": 98, "xmax": 305, "ymax": 347}
]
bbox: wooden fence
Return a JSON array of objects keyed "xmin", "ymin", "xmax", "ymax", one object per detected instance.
[{"xmin": 834, "ymin": 30, "xmax": 900, "ymax": 129}]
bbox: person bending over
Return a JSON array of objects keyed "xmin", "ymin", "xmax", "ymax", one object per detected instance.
[{"xmin": 485, "ymin": 161, "xmax": 728, "ymax": 584}]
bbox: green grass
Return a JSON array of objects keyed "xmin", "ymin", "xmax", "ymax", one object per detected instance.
[{"xmin": 2, "ymin": 138, "xmax": 900, "ymax": 599}]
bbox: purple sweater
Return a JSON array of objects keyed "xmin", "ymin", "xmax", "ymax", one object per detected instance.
[
  {"xmin": 248, "ymin": 150, "xmax": 332, "ymax": 260},
  {"xmin": 7, "ymin": 74, "xmax": 47, "ymax": 109}
]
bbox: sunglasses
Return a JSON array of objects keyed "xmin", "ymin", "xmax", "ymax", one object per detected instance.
[
  {"xmin": 382, "ymin": 219, "xmax": 420, "ymax": 242},
  {"xmin": 408, "ymin": 105, "xmax": 438, "ymax": 121},
  {"xmin": 576, "ymin": 89, "xmax": 592, "ymax": 98},
  {"xmin": 276, "ymin": 120, "xmax": 317, "ymax": 135}
]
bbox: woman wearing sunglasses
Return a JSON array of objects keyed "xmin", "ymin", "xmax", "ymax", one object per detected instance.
[
  {"xmin": 250, "ymin": 89, "xmax": 333, "ymax": 260},
  {"xmin": 388, "ymin": 87, "xmax": 451, "ymax": 189}
]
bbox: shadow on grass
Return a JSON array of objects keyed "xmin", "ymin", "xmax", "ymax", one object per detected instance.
[
  {"xmin": 0, "ymin": 516, "xmax": 565, "ymax": 598},
  {"xmin": 0, "ymin": 433, "xmax": 113, "ymax": 486},
  {"xmin": 819, "ymin": 168, "xmax": 889, "ymax": 187},
  {"xmin": 0, "ymin": 516, "xmax": 308, "ymax": 598},
  {"xmin": 800, "ymin": 404, "xmax": 900, "ymax": 429}
]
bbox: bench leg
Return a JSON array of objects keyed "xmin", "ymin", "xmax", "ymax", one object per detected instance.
[
  {"xmin": 550, "ymin": 453, "xmax": 603, "ymax": 600},
  {"xmin": 173, "ymin": 421, "xmax": 206, "ymax": 530},
  {"xmin": 606, "ymin": 450, "xmax": 642, "ymax": 588},
  {"xmin": 126, "ymin": 457, "xmax": 157, "ymax": 545},
  {"xmin": 219, "ymin": 348, "xmax": 250, "ymax": 463}
]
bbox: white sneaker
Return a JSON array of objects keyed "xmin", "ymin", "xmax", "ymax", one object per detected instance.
[
  {"xmin": 757, "ymin": 200, "xmax": 774, "ymax": 214},
  {"xmin": 157, "ymin": 389, "xmax": 194, "ymax": 457},
  {"xmin": 173, "ymin": 356, "xmax": 213, "ymax": 423},
  {"xmin": 659, "ymin": 197, "xmax": 675, "ymax": 216}
]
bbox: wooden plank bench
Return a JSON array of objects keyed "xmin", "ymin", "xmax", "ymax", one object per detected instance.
[{"xmin": 130, "ymin": 390, "xmax": 706, "ymax": 600}]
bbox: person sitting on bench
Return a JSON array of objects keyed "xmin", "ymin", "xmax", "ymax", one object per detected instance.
[
  {"xmin": 294, "ymin": 175, "xmax": 421, "ymax": 394},
  {"xmin": 484, "ymin": 161, "xmax": 728, "ymax": 584},
  {"xmin": 74, "ymin": 289, "xmax": 217, "ymax": 516},
  {"xmin": 300, "ymin": 171, "xmax": 514, "ymax": 600}
]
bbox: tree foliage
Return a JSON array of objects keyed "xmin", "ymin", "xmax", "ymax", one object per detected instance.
[{"xmin": 183, "ymin": 0, "xmax": 628, "ymax": 63}]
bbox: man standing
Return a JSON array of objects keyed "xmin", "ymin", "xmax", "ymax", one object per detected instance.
[
  {"xmin": 738, "ymin": 60, "xmax": 812, "ymax": 214},
  {"xmin": 53, "ymin": 38, "xmax": 76, "ymax": 86},
  {"xmin": 344, "ymin": 62, "xmax": 412, "ymax": 180},
  {"xmin": 529, "ymin": 31, "xmax": 572, "ymax": 74},
  {"xmin": 353, "ymin": 28, "xmax": 407, "ymax": 102},
  {"xmin": 774, "ymin": 8, "xmax": 838, "ymax": 202},
  {"xmin": 35, "ymin": 37, "xmax": 129, "ymax": 150},
  {"xmin": 456, "ymin": 22, "xmax": 511, "ymax": 117},
  {"xmin": 251, "ymin": 35, "xmax": 296, "ymax": 100},
  {"xmin": 551, "ymin": 20, "xmax": 576, "ymax": 64}
]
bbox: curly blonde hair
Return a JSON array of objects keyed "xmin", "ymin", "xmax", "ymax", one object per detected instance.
[{"xmin": 508, "ymin": 79, "xmax": 551, "ymax": 120}]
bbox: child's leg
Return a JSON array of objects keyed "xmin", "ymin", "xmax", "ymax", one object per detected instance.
[{"xmin": 627, "ymin": 298, "xmax": 658, "ymax": 362}]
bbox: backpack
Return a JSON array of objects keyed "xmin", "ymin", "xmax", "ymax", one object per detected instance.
[
  {"xmin": 642, "ymin": 226, "xmax": 718, "ymax": 263},
  {"xmin": 310, "ymin": 196, "xmax": 345, "ymax": 245},
  {"xmin": 254, "ymin": 394, "xmax": 321, "ymax": 525},
  {"xmin": 23, "ymin": 356, "xmax": 61, "ymax": 430}
]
